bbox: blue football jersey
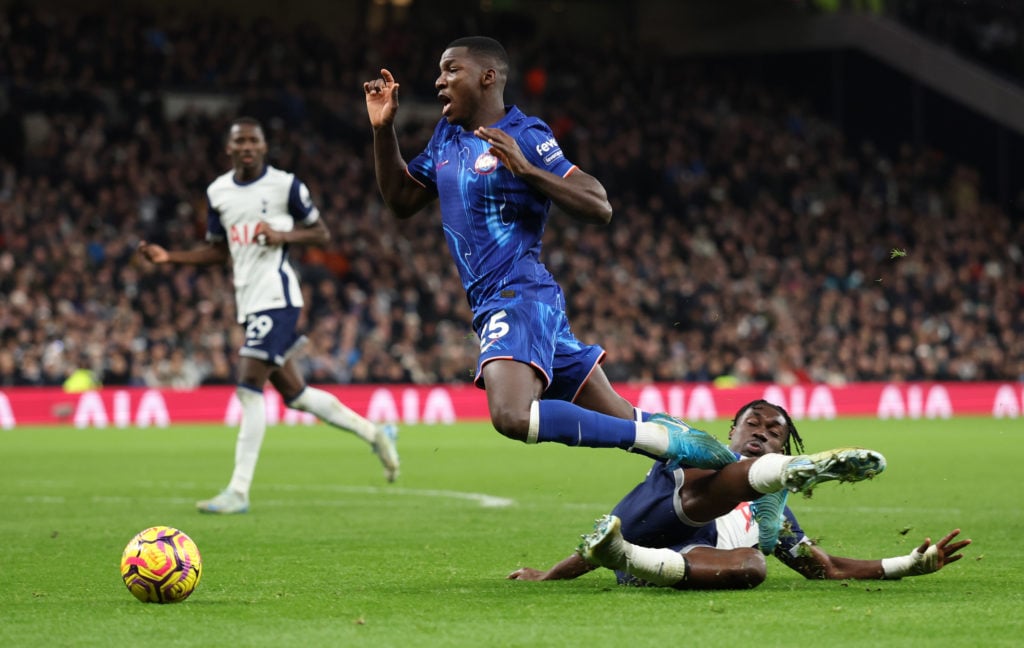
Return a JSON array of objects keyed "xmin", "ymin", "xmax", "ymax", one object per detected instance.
[{"xmin": 406, "ymin": 106, "xmax": 578, "ymax": 315}]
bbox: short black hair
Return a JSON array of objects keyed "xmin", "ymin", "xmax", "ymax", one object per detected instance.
[
  {"xmin": 732, "ymin": 399, "xmax": 804, "ymax": 455},
  {"xmin": 227, "ymin": 116, "xmax": 264, "ymax": 141},
  {"xmin": 446, "ymin": 36, "xmax": 510, "ymax": 72}
]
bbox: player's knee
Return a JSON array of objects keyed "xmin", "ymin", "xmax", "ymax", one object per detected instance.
[{"xmin": 489, "ymin": 406, "xmax": 530, "ymax": 442}]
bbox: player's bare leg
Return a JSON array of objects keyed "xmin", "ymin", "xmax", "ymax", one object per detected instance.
[{"xmin": 481, "ymin": 359, "xmax": 544, "ymax": 442}]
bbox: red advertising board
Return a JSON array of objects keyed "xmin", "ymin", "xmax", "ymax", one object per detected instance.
[{"xmin": 0, "ymin": 382, "xmax": 1021, "ymax": 429}]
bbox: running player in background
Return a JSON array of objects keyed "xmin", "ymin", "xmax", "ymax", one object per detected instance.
[
  {"xmin": 138, "ymin": 117, "xmax": 399, "ymax": 514},
  {"xmin": 508, "ymin": 400, "xmax": 969, "ymax": 589}
]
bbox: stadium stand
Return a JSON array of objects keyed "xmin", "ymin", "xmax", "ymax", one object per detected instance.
[{"xmin": 0, "ymin": 2, "xmax": 1021, "ymax": 389}]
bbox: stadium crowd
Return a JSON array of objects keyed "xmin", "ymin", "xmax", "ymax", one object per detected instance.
[{"xmin": 0, "ymin": 3, "xmax": 1022, "ymax": 390}]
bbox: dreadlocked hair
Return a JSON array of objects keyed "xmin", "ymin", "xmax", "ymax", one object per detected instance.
[{"xmin": 733, "ymin": 399, "xmax": 804, "ymax": 455}]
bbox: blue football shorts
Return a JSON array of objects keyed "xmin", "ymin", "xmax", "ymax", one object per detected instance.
[
  {"xmin": 238, "ymin": 307, "xmax": 308, "ymax": 367},
  {"xmin": 473, "ymin": 299, "xmax": 605, "ymax": 402}
]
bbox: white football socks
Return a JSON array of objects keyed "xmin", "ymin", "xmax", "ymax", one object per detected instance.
[
  {"xmin": 746, "ymin": 453, "xmax": 793, "ymax": 494},
  {"xmin": 227, "ymin": 386, "xmax": 265, "ymax": 498},
  {"xmin": 289, "ymin": 386, "xmax": 377, "ymax": 443},
  {"xmin": 623, "ymin": 544, "xmax": 689, "ymax": 587},
  {"xmin": 631, "ymin": 420, "xmax": 670, "ymax": 456}
]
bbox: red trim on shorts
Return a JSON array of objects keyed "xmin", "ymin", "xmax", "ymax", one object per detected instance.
[{"xmin": 568, "ymin": 348, "xmax": 606, "ymax": 403}]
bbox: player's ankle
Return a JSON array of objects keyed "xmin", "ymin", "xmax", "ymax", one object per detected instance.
[{"xmin": 747, "ymin": 453, "xmax": 792, "ymax": 494}]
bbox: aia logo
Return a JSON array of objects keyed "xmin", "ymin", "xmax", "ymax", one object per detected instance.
[
  {"xmin": 474, "ymin": 152, "xmax": 498, "ymax": 175},
  {"xmin": 229, "ymin": 222, "xmax": 262, "ymax": 245}
]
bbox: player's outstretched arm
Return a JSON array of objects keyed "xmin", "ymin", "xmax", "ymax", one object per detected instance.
[
  {"xmin": 507, "ymin": 553, "xmax": 596, "ymax": 582},
  {"xmin": 137, "ymin": 240, "xmax": 230, "ymax": 266},
  {"xmin": 778, "ymin": 528, "xmax": 971, "ymax": 580},
  {"xmin": 879, "ymin": 528, "xmax": 972, "ymax": 579}
]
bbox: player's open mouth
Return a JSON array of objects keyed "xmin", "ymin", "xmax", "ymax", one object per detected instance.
[{"xmin": 439, "ymin": 94, "xmax": 451, "ymax": 116}]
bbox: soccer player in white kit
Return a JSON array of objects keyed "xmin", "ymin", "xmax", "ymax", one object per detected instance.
[{"xmin": 138, "ymin": 117, "xmax": 399, "ymax": 514}]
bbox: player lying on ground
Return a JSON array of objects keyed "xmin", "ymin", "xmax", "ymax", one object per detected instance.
[{"xmin": 508, "ymin": 400, "xmax": 970, "ymax": 589}]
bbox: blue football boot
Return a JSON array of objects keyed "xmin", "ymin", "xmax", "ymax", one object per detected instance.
[
  {"xmin": 652, "ymin": 413, "xmax": 737, "ymax": 469},
  {"xmin": 750, "ymin": 489, "xmax": 789, "ymax": 555}
]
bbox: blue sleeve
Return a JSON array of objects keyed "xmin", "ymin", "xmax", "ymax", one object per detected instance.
[
  {"xmin": 517, "ymin": 122, "xmax": 576, "ymax": 178},
  {"xmin": 205, "ymin": 194, "xmax": 225, "ymax": 241},
  {"xmin": 287, "ymin": 176, "xmax": 318, "ymax": 224}
]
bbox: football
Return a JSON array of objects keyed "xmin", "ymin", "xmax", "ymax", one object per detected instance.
[{"xmin": 120, "ymin": 526, "xmax": 203, "ymax": 603}]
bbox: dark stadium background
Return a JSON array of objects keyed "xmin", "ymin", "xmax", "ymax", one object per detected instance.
[{"xmin": 1, "ymin": 0, "xmax": 1022, "ymax": 401}]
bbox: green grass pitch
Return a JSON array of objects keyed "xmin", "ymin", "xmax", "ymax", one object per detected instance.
[{"xmin": 2, "ymin": 417, "xmax": 1022, "ymax": 647}]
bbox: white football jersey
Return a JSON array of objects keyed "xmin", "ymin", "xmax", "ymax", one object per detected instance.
[
  {"xmin": 205, "ymin": 166, "xmax": 320, "ymax": 323},
  {"xmin": 713, "ymin": 503, "xmax": 761, "ymax": 549}
]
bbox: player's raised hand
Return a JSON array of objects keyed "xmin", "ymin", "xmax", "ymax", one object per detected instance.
[
  {"xmin": 364, "ymin": 68, "xmax": 400, "ymax": 129},
  {"xmin": 137, "ymin": 241, "xmax": 169, "ymax": 264},
  {"xmin": 474, "ymin": 127, "xmax": 531, "ymax": 176}
]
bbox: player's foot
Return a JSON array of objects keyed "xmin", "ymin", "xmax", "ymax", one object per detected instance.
[
  {"xmin": 750, "ymin": 489, "xmax": 789, "ymax": 555},
  {"xmin": 782, "ymin": 448, "xmax": 886, "ymax": 494},
  {"xmin": 372, "ymin": 423, "xmax": 400, "ymax": 483},
  {"xmin": 578, "ymin": 514, "xmax": 628, "ymax": 570},
  {"xmin": 196, "ymin": 489, "xmax": 249, "ymax": 514},
  {"xmin": 653, "ymin": 413, "xmax": 736, "ymax": 469}
]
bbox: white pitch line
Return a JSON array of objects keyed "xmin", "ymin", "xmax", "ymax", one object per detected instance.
[
  {"xmin": 262, "ymin": 484, "xmax": 516, "ymax": 508},
  {"xmin": 84, "ymin": 483, "xmax": 516, "ymax": 509}
]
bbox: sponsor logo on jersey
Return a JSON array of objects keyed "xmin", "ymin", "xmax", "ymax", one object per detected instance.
[
  {"xmin": 543, "ymin": 150, "xmax": 564, "ymax": 165},
  {"xmin": 536, "ymin": 137, "xmax": 564, "ymax": 166}
]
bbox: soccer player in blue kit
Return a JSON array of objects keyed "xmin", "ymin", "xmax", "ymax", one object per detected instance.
[
  {"xmin": 508, "ymin": 400, "xmax": 970, "ymax": 589},
  {"xmin": 362, "ymin": 37, "xmax": 888, "ymax": 517},
  {"xmin": 138, "ymin": 118, "xmax": 400, "ymax": 514},
  {"xmin": 363, "ymin": 36, "xmax": 735, "ymax": 465}
]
